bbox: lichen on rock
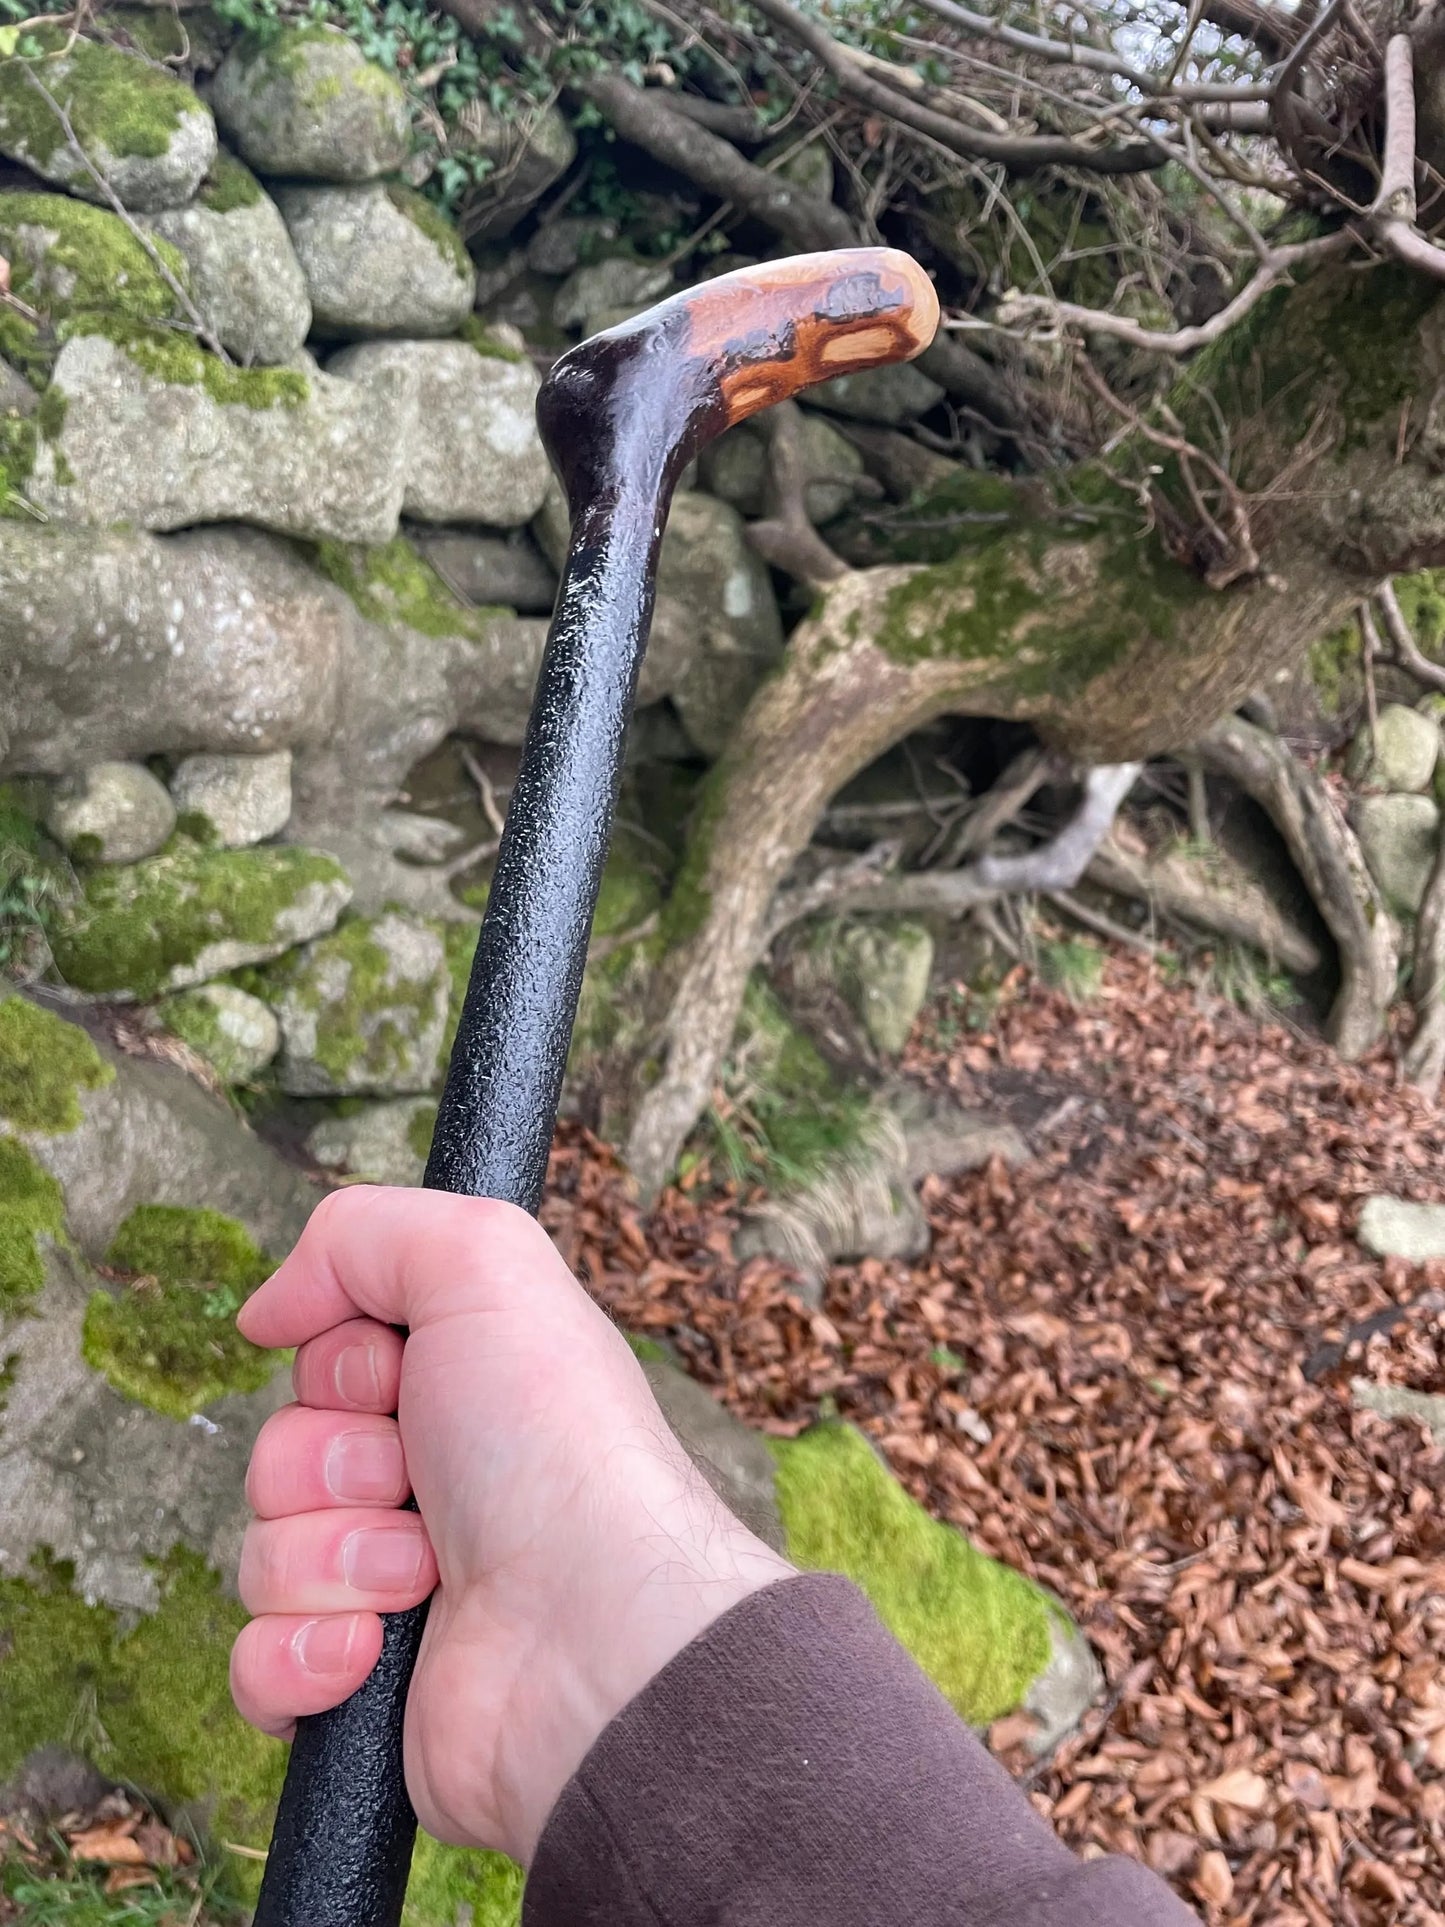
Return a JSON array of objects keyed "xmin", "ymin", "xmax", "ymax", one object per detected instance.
[
  {"xmin": 45, "ymin": 837, "xmax": 352, "ymax": 1000},
  {"xmin": 43, "ymin": 759, "xmax": 176, "ymax": 864},
  {"xmin": 260, "ymin": 911, "xmax": 451, "ymax": 1095},
  {"xmin": 82, "ymin": 1203, "xmax": 274, "ymax": 1419},
  {"xmin": 28, "ymin": 330, "xmax": 414, "ymax": 542},
  {"xmin": 0, "ymin": 993, "xmax": 113, "ymax": 1134},
  {"xmin": 277, "ymin": 182, "xmax": 475, "ymax": 338},
  {"xmin": 169, "ymin": 749, "xmax": 292, "ymax": 849},
  {"xmin": 157, "ymin": 982, "xmax": 280, "ymax": 1083},
  {"xmin": 148, "ymin": 159, "xmax": 313, "ymax": 366},
  {"xmin": 327, "ymin": 339, "xmax": 550, "ymax": 527},
  {"xmin": 211, "ymin": 26, "xmax": 410, "ymax": 183},
  {"xmin": 0, "ymin": 31, "xmax": 216, "ymax": 209}
]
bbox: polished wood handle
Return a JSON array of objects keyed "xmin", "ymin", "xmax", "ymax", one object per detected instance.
[{"xmin": 538, "ymin": 247, "xmax": 940, "ymax": 511}]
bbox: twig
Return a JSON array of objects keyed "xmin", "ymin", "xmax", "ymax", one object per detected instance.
[
  {"xmin": 991, "ymin": 231, "xmax": 1350, "ymax": 355},
  {"xmin": 458, "ymin": 744, "xmax": 507, "ymax": 838},
  {"xmin": 1357, "ymin": 601, "xmax": 1380, "ymax": 737},
  {"xmin": 1045, "ymin": 888, "xmax": 1160, "ymax": 954},
  {"xmin": 19, "ymin": 64, "xmax": 231, "ymax": 362}
]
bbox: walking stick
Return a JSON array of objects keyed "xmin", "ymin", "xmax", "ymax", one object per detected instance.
[{"xmin": 251, "ymin": 246, "xmax": 939, "ymax": 1927}]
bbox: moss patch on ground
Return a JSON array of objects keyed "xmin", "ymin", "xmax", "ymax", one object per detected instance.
[
  {"xmin": 0, "ymin": 1136, "xmax": 66, "ymax": 1315},
  {"xmin": 83, "ymin": 1205, "xmax": 274, "ymax": 1419},
  {"xmin": 0, "ymin": 995, "xmax": 113, "ymax": 1133},
  {"xmin": 46, "ymin": 838, "xmax": 348, "ymax": 1000},
  {"xmin": 772, "ymin": 1422, "xmax": 1053, "ymax": 1725},
  {"xmin": 313, "ymin": 536, "xmax": 507, "ymax": 642},
  {"xmin": 0, "ymin": 30, "xmax": 202, "ymax": 172},
  {"xmin": 0, "ymin": 1548, "xmax": 530, "ymax": 1923},
  {"xmin": 459, "ymin": 316, "xmax": 526, "ymax": 363}
]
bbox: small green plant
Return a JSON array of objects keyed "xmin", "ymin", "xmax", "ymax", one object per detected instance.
[
  {"xmin": 1037, "ymin": 935, "xmax": 1107, "ymax": 1003},
  {"xmin": 1206, "ymin": 940, "xmax": 1295, "ymax": 1016},
  {"xmin": 0, "ymin": 789, "xmax": 70, "ymax": 981},
  {"xmin": 0, "ymin": 1850, "xmax": 239, "ymax": 1926}
]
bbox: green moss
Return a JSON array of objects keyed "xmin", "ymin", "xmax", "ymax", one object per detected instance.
[
  {"xmin": 0, "ymin": 1547, "xmax": 527, "ymax": 1921},
  {"xmin": 386, "ymin": 185, "xmax": 471, "ymax": 281},
  {"xmin": 441, "ymin": 919, "xmax": 479, "ymax": 1060},
  {"xmin": 406, "ymin": 1100, "xmax": 439, "ymax": 1162},
  {"xmin": 659, "ymin": 760, "xmax": 731, "ymax": 949},
  {"xmin": 0, "ymin": 1136, "xmax": 65, "ymax": 1314},
  {"xmin": 84, "ymin": 1204, "xmax": 274, "ymax": 1418},
  {"xmin": 0, "ymin": 994, "xmax": 113, "ymax": 1133},
  {"xmin": 254, "ymin": 914, "xmax": 443, "ymax": 1087},
  {"xmin": 702, "ymin": 977, "xmax": 868, "ymax": 1191},
  {"xmin": 197, "ymin": 149, "xmax": 263, "ymax": 214},
  {"xmin": 72, "ymin": 313, "xmax": 309, "ymax": 409},
  {"xmin": 625, "ymin": 1331, "xmax": 668, "ymax": 1364},
  {"xmin": 1395, "ymin": 571, "xmax": 1445, "ymax": 655},
  {"xmin": 459, "ymin": 316, "xmax": 526, "ymax": 364},
  {"xmin": 1308, "ymin": 619, "xmax": 1361, "ymax": 719},
  {"xmin": 46, "ymin": 838, "xmax": 349, "ymax": 1000},
  {"xmin": 772, "ymin": 1423, "xmax": 1053, "ymax": 1725},
  {"xmin": 0, "ymin": 29, "xmax": 201, "ymax": 171},
  {"xmin": 313, "ymin": 536, "xmax": 506, "ymax": 641}
]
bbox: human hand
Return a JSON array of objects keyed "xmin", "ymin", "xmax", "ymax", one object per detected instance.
[{"xmin": 228, "ymin": 1186, "xmax": 793, "ymax": 1863}]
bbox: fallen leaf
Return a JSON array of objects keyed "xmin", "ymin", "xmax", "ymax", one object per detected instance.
[
  {"xmin": 1196, "ymin": 1769, "xmax": 1270, "ymax": 1811},
  {"xmin": 1191, "ymin": 1849, "xmax": 1234, "ymax": 1907}
]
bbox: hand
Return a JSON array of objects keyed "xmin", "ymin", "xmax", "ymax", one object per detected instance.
[{"xmin": 229, "ymin": 1186, "xmax": 794, "ymax": 1863}]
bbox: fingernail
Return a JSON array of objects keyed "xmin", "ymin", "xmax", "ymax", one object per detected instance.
[
  {"xmin": 325, "ymin": 1430, "xmax": 405, "ymax": 1502},
  {"xmin": 334, "ymin": 1344, "xmax": 381, "ymax": 1408},
  {"xmin": 294, "ymin": 1616, "xmax": 359, "ymax": 1675},
  {"xmin": 343, "ymin": 1526, "xmax": 425, "ymax": 1593}
]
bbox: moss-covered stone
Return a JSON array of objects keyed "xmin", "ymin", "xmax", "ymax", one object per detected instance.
[
  {"xmin": 259, "ymin": 912, "xmax": 450, "ymax": 1095},
  {"xmin": 83, "ymin": 1204, "xmax": 274, "ymax": 1418},
  {"xmin": 386, "ymin": 184, "xmax": 471, "ymax": 280},
  {"xmin": 313, "ymin": 535, "xmax": 506, "ymax": 641},
  {"xmin": 46, "ymin": 838, "xmax": 351, "ymax": 1000},
  {"xmin": 0, "ymin": 190, "xmax": 189, "ymax": 395},
  {"xmin": 459, "ymin": 315, "xmax": 527, "ymax": 364},
  {"xmin": 0, "ymin": 1546, "xmax": 527, "ymax": 1921},
  {"xmin": 71, "ymin": 311, "xmax": 309, "ymax": 409},
  {"xmin": 0, "ymin": 994, "xmax": 113, "ymax": 1133},
  {"xmin": 773, "ymin": 1422, "xmax": 1054, "ymax": 1725},
  {"xmin": 196, "ymin": 147, "xmax": 263, "ymax": 214},
  {"xmin": 158, "ymin": 982, "xmax": 279, "ymax": 1083},
  {"xmin": 0, "ymin": 30, "xmax": 203, "ymax": 173},
  {"xmin": 0, "ymin": 1136, "xmax": 66, "ymax": 1314}
]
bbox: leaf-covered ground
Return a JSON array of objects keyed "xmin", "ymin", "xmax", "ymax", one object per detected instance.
[{"xmin": 545, "ymin": 952, "xmax": 1445, "ymax": 1926}]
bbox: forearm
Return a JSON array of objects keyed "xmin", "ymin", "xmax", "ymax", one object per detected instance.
[{"xmin": 525, "ymin": 1573, "xmax": 1199, "ymax": 1927}]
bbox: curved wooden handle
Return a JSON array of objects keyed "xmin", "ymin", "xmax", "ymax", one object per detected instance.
[{"xmin": 538, "ymin": 247, "xmax": 940, "ymax": 509}]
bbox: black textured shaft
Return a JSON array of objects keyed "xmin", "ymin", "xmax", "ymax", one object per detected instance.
[{"xmin": 251, "ymin": 481, "xmax": 668, "ymax": 1927}]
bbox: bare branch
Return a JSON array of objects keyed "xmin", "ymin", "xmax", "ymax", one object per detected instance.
[
  {"xmin": 744, "ymin": 0, "xmax": 1164, "ymax": 175},
  {"xmin": 1367, "ymin": 34, "xmax": 1445, "ymax": 280},
  {"xmin": 992, "ymin": 230, "xmax": 1351, "ymax": 355},
  {"xmin": 1375, "ymin": 581, "xmax": 1445, "ymax": 693},
  {"xmin": 1405, "ymin": 815, "xmax": 1445, "ymax": 1096}
]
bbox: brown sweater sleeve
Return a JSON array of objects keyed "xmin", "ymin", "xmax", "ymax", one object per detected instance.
[{"xmin": 524, "ymin": 1573, "xmax": 1199, "ymax": 1927}]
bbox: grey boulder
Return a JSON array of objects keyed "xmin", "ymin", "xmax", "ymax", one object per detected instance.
[
  {"xmin": 306, "ymin": 1097, "xmax": 436, "ymax": 1186},
  {"xmin": 553, "ymin": 257, "xmax": 671, "ymax": 334},
  {"xmin": 1353, "ymin": 793, "xmax": 1441, "ymax": 917},
  {"xmin": 702, "ymin": 411, "xmax": 865, "ymax": 524},
  {"xmin": 1346, "ymin": 703, "xmax": 1441, "ymax": 793},
  {"xmin": 44, "ymin": 761, "xmax": 176, "ymax": 863},
  {"xmin": 159, "ymin": 982, "xmax": 281, "ymax": 1083},
  {"xmin": 456, "ymin": 100, "xmax": 576, "ymax": 242},
  {"xmin": 805, "ymin": 359, "xmax": 945, "ymax": 425},
  {"xmin": 328, "ymin": 340, "xmax": 550, "ymax": 527},
  {"xmin": 29, "ymin": 332, "xmax": 413, "ymax": 542},
  {"xmin": 1357, "ymin": 1194, "xmax": 1445, "ymax": 1261},
  {"xmin": 410, "ymin": 530, "xmax": 557, "ymax": 612},
  {"xmin": 147, "ymin": 163, "xmax": 312, "ymax": 365},
  {"xmin": 211, "ymin": 28, "xmax": 410, "ymax": 182},
  {"xmin": 170, "ymin": 749, "xmax": 293, "ymax": 847},
  {"xmin": 839, "ymin": 919, "xmax": 936, "ymax": 1054},
  {"xmin": 278, "ymin": 184, "xmax": 475, "ymax": 338},
  {"xmin": 647, "ymin": 492, "xmax": 786, "ymax": 757}
]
